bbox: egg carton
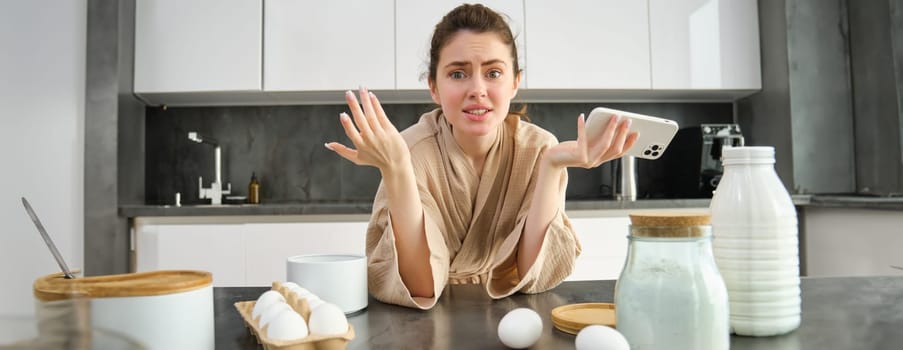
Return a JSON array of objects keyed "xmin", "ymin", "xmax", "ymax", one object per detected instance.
[{"xmin": 234, "ymin": 281, "xmax": 355, "ymax": 350}]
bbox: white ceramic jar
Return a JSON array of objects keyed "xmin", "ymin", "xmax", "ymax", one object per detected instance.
[
  {"xmin": 615, "ymin": 212, "xmax": 730, "ymax": 350},
  {"xmin": 710, "ymin": 146, "xmax": 801, "ymax": 336},
  {"xmin": 33, "ymin": 270, "xmax": 215, "ymax": 350}
]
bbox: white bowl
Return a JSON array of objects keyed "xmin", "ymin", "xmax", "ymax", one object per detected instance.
[{"xmin": 286, "ymin": 254, "xmax": 367, "ymax": 314}]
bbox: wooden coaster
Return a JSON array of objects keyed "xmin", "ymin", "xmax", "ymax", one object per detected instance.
[{"xmin": 551, "ymin": 303, "xmax": 616, "ymax": 335}]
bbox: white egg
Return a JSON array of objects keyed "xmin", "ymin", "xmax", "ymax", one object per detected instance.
[
  {"xmin": 282, "ymin": 283, "xmax": 318, "ymax": 300},
  {"xmin": 306, "ymin": 297, "xmax": 325, "ymax": 311},
  {"xmin": 258, "ymin": 302, "xmax": 294, "ymax": 329},
  {"xmin": 290, "ymin": 286, "xmax": 318, "ymax": 300},
  {"xmin": 575, "ymin": 325, "xmax": 630, "ymax": 350},
  {"xmin": 252, "ymin": 290, "xmax": 286, "ymax": 320},
  {"xmin": 281, "ymin": 281, "xmax": 302, "ymax": 290},
  {"xmin": 266, "ymin": 310, "xmax": 309, "ymax": 341},
  {"xmin": 308, "ymin": 302, "xmax": 348, "ymax": 336},
  {"xmin": 497, "ymin": 308, "xmax": 543, "ymax": 349}
]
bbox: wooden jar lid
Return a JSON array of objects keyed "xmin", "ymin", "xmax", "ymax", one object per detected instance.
[
  {"xmin": 628, "ymin": 211, "xmax": 711, "ymax": 226},
  {"xmin": 628, "ymin": 211, "xmax": 711, "ymax": 237},
  {"xmin": 551, "ymin": 303, "xmax": 616, "ymax": 335},
  {"xmin": 34, "ymin": 270, "xmax": 212, "ymax": 302}
]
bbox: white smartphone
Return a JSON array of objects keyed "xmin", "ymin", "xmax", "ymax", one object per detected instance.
[{"xmin": 585, "ymin": 107, "xmax": 679, "ymax": 160}]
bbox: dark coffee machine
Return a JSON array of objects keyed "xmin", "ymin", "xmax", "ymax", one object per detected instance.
[{"xmin": 662, "ymin": 124, "xmax": 744, "ymax": 198}]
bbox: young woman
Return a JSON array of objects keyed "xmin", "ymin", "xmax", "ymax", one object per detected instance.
[{"xmin": 326, "ymin": 4, "xmax": 637, "ymax": 309}]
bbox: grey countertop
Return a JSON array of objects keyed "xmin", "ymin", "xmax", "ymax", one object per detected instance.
[
  {"xmin": 120, "ymin": 199, "xmax": 714, "ymax": 217},
  {"xmin": 120, "ymin": 201, "xmax": 376, "ymax": 217},
  {"xmin": 804, "ymin": 194, "xmax": 903, "ymax": 210},
  {"xmin": 213, "ymin": 276, "xmax": 903, "ymax": 349},
  {"xmin": 120, "ymin": 195, "xmax": 855, "ymax": 217}
]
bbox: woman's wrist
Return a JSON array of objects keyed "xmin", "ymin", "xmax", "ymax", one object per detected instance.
[
  {"xmin": 380, "ymin": 155, "xmax": 415, "ymax": 185},
  {"xmin": 539, "ymin": 152, "xmax": 567, "ymax": 175}
]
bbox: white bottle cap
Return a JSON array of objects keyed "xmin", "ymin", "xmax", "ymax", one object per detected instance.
[{"xmin": 722, "ymin": 146, "xmax": 775, "ymax": 165}]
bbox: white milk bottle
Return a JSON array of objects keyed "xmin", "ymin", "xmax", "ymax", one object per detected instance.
[{"xmin": 710, "ymin": 146, "xmax": 801, "ymax": 336}]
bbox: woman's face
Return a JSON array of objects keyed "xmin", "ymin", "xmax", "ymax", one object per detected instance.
[{"xmin": 429, "ymin": 31, "xmax": 520, "ymax": 139}]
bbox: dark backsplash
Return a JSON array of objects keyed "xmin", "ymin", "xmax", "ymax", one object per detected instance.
[{"xmin": 145, "ymin": 102, "xmax": 733, "ymax": 205}]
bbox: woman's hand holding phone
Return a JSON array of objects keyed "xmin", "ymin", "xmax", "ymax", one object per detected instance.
[
  {"xmin": 543, "ymin": 113, "xmax": 639, "ymax": 170},
  {"xmin": 584, "ymin": 107, "xmax": 679, "ymax": 160}
]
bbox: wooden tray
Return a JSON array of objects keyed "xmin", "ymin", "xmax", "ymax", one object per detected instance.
[
  {"xmin": 551, "ymin": 302, "xmax": 616, "ymax": 335},
  {"xmin": 234, "ymin": 282, "xmax": 355, "ymax": 350}
]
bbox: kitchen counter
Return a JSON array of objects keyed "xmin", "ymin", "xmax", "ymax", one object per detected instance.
[
  {"xmin": 213, "ymin": 276, "xmax": 903, "ymax": 349},
  {"xmin": 119, "ymin": 201, "xmax": 376, "ymax": 217},
  {"xmin": 805, "ymin": 194, "xmax": 903, "ymax": 210},
  {"xmin": 120, "ymin": 199, "xmax": 714, "ymax": 217},
  {"xmin": 120, "ymin": 194, "xmax": 903, "ymax": 218}
]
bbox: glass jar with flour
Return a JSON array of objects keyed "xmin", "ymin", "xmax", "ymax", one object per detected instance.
[{"xmin": 615, "ymin": 212, "xmax": 729, "ymax": 350}]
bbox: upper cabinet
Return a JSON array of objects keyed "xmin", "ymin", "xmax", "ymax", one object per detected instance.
[
  {"xmin": 264, "ymin": 0, "xmax": 395, "ymax": 91},
  {"xmin": 134, "ymin": 0, "xmax": 762, "ymax": 105},
  {"xmin": 134, "ymin": 0, "xmax": 262, "ymax": 93},
  {"xmin": 524, "ymin": 0, "xmax": 651, "ymax": 89},
  {"xmin": 395, "ymin": 0, "xmax": 525, "ymax": 90},
  {"xmin": 649, "ymin": 0, "xmax": 761, "ymax": 89}
]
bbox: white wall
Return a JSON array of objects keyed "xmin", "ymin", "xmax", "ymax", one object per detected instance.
[{"xmin": 0, "ymin": 1, "xmax": 86, "ymax": 317}]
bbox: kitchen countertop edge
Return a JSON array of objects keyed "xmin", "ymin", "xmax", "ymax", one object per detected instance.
[{"xmin": 117, "ymin": 195, "xmax": 864, "ymax": 218}]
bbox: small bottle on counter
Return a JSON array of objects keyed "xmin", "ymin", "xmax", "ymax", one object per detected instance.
[{"xmin": 248, "ymin": 172, "xmax": 260, "ymax": 204}]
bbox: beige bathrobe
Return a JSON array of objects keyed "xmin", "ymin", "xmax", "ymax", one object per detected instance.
[{"xmin": 366, "ymin": 109, "xmax": 581, "ymax": 309}]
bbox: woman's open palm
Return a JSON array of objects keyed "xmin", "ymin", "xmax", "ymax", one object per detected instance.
[
  {"xmin": 544, "ymin": 113, "xmax": 639, "ymax": 169},
  {"xmin": 325, "ymin": 88, "xmax": 411, "ymax": 172}
]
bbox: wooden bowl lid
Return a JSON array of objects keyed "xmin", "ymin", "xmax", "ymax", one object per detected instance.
[
  {"xmin": 551, "ymin": 303, "xmax": 616, "ymax": 335},
  {"xmin": 34, "ymin": 270, "xmax": 212, "ymax": 302}
]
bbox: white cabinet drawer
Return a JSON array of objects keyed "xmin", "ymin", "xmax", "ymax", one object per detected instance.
[{"xmin": 135, "ymin": 223, "xmax": 247, "ymax": 287}]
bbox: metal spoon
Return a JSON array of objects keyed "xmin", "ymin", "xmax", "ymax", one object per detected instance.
[{"xmin": 22, "ymin": 197, "xmax": 76, "ymax": 279}]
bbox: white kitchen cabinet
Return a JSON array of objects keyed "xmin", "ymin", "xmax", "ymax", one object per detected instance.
[
  {"xmin": 566, "ymin": 216, "xmax": 631, "ymax": 281},
  {"xmin": 523, "ymin": 0, "xmax": 651, "ymax": 89},
  {"xmin": 264, "ymin": 0, "xmax": 395, "ymax": 91},
  {"xmin": 244, "ymin": 222, "xmax": 368, "ymax": 286},
  {"xmin": 395, "ymin": 0, "xmax": 525, "ymax": 90},
  {"xmin": 134, "ymin": 223, "xmax": 247, "ymax": 287},
  {"xmin": 134, "ymin": 0, "xmax": 262, "ymax": 93},
  {"xmin": 649, "ymin": 0, "xmax": 761, "ymax": 89},
  {"xmin": 133, "ymin": 218, "xmax": 368, "ymax": 287},
  {"xmin": 803, "ymin": 207, "xmax": 903, "ymax": 277}
]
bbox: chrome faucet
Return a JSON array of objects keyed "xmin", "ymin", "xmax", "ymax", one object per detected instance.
[
  {"xmin": 618, "ymin": 156, "xmax": 637, "ymax": 201},
  {"xmin": 187, "ymin": 131, "xmax": 231, "ymax": 205}
]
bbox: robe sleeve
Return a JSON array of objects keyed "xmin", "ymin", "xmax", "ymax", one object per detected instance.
[
  {"xmin": 365, "ymin": 180, "xmax": 451, "ymax": 310},
  {"xmin": 485, "ymin": 164, "xmax": 581, "ymax": 298}
]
